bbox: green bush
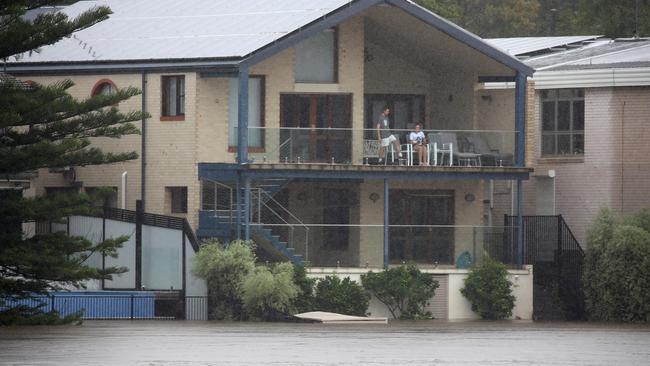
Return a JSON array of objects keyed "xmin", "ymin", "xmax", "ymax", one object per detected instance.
[
  {"xmin": 312, "ymin": 276, "xmax": 369, "ymax": 316},
  {"xmin": 461, "ymin": 256, "xmax": 515, "ymax": 320},
  {"xmin": 361, "ymin": 264, "xmax": 439, "ymax": 319},
  {"xmin": 583, "ymin": 207, "xmax": 650, "ymax": 322},
  {"xmin": 291, "ymin": 265, "xmax": 316, "ymax": 313},
  {"xmin": 192, "ymin": 240, "xmax": 256, "ymax": 320},
  {"xmin": 242, "ymin": 262, "xmax": 299, "ymax": 320}
]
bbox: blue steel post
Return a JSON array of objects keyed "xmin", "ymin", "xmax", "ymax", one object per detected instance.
[
  {"xmin": 235, "ymin": 175, "xmax": 241, "ymax": 240},
  {"xmin": 517, "ymin": 179, "xmax": 524, "ymax": 269},
  {"xmin": 515, "ymin": 72, "xmax": 527, "ymax": 268},
  {"xmin": 515, "ymin": 72, "xmax": 527, "ymax": 167},
  {"xmin": 244, "ymin": 176, "xmax": 251, "ymax": 241},
  {"xmin": 383, "ymin": 179, "xmax": 389, "ymax": 268},
  {"xmin": 237, "ymin": 66, "xmax": 249, "ymax": 164}
]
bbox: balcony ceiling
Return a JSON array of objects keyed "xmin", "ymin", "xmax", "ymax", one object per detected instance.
[{"xmin": 364, "ymin": 6, "xmax": 516, "ymax": 77}]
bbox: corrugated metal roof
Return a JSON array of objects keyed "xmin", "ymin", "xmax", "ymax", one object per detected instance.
[
  {"xmin": 9, "ymin": 0, "xmax": 353, "ymax": 63},
  {"xmin": 526, "ymin": 39, "xmax": 650, "ymax": 70},
  {"xmin": 486, "ymin": 36, "xmax": 601, "ymax": 56}
]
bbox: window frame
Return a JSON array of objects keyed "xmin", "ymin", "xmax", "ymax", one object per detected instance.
[
  {"xmin": 161, "ymin": 75, "xmax": 186, "ymax": 121},
  {"xmin": 227, "ymin": 75, "xmax": 266, "ymax": 152},
  {"xmin": 540, "ymin": 89, "xmax": 585, "ymax": 156},
  {"xmin": 91, "ymin": 79, "xmax": 117, "ymax": 97}
]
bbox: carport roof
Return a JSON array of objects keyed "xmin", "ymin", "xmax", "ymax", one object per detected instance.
[{"xmin": 6, "ymin": 0, "xmax": 533, "ymax": 76}]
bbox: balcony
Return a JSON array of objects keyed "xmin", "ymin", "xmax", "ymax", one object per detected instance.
[{"xmin": 238, "ymin": 127, "xmax": 518, "ymax": 167}]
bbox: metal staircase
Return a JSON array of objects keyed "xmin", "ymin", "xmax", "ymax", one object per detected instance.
[{"xmin": 199, "ymin": 178, "xmax": 308, "ymax": 265}]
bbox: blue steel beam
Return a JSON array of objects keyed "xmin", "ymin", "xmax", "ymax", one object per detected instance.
[
  {"xmin": 199, "ymin": 163, "xmax": 532, "ymax": 181},
  {"xmin": 515, "ymin": 72, "xmax": 527, "ymax": 167}
]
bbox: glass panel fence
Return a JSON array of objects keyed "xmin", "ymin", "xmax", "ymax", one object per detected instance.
[
  {"xmin": 239, "ymin": 127, "xmax": 517, "ymax": 166},
  {"xmin": 246, "ymin": 223, "xmax": 519, "ymax": 269}
]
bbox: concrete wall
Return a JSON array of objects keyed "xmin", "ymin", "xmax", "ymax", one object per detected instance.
[{"xmin": 307, "ymin": 266, "xmax": 534, "ymax": 320}]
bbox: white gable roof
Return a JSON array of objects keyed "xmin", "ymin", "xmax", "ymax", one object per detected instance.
[{"xmin": 11, "ymin": 0, "xmax": 352, "ymax": 63}]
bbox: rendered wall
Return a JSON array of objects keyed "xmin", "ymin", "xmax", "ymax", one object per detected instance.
[{"xmin": 307, "ymin": 266, "xmax": 533, "ymax": 320}]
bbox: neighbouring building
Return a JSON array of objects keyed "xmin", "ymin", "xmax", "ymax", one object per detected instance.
[
  {"xmin": 484, "ymin": 36, "xmax": 650, "ymax": 246},
  {"xmin": 6, "ymin": 0, "xmax": 537, "ymax": 319}
]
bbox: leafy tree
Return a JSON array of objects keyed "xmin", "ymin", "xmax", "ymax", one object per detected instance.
[
  {"xmin": 461, "ymin": 257, "xmax": 516, "ymax": 320},
  {"xmin": 416, "ymin": 0, "xmax": 540, "ymax": 37},
  {"xmin": 192, "ymin": 240, "xmax": 256, "ymax": 320},
  {"xmin": 575, "ymin": 0, "xmax": 650, "ymax": 38},
  {"xmin": 312, "ymin": 276, "xmax": 370, "ymax": 316},
  {"xmin": 583, "ymin": 207, "xmax": 650, "ymax": 322},
  {"xmin": 361, "ymin": 264, "xmax": 439, "ymax": 319},
  {"xmin": 242, "ymin": 262, "xmax": 299, "ymax": 320},
  {"xmin": 0, "ymin": 1, "xmax": 145, "ymax": 324},
  {"xmin": 291, "ymin": 265, "xmax": 316, "ymax": 313}
]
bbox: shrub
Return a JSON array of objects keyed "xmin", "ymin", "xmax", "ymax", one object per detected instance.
[
  {"xmin": 312, "ymin": 276, "xmax": 369, "ymax": 316},
  {"xmin": 192, "ymin": 240, "xmax": 256, "ymax": 320},
  {"xmin": 291, "ymin": 265, "xmax": 316, "ymax": 313},
  {"xmin": 461, "ymin": 256, "xmax": 515, "ymax": 320},
  {"xmin": 361, "ymin": 264, "xmax": 439, "ymax": 319},
  {"xmin": 242, "ymin": 262, "xmax": 299, "ymax": 320},
  {"xmin": 583, "ymin": 207, "xmax": 650, "ymax": 322}
]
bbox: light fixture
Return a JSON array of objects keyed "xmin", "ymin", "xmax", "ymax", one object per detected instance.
[
  {"xmin": 369, "ymin": 193, "xmax": 380, "ymax": 202},
  {"xmin": 464, "ymin": 193, "xmax": 475, "ymax": 202}
]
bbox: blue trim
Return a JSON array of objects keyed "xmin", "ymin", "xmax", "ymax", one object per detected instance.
[
  {"xmin": 199, "ymin": 163, "xmax": 532, "ymax": 181},
  {"xmin": 515, "ymin": 72, "xmax": 527, "ymax": 167},
  {"xmin": 385, "ymin": 0, "xmax": 534, "ymax": 76},
  {"xmin": 241, "ymin": 0, "xmax": 383, "ymax": 67},
  {"xmin": 517, "ymin": 179, "xmax": 524, "ymax": 269},
  {"xmin": 383, "ymin": 179, "xmax": 389, "ymax": 268},
  {"xmin": 237, "ymin": 66, "xmax": 249, "ymax": 164}
]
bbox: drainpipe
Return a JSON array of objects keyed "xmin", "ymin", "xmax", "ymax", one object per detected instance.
[
  {"xmin": 140, "ymin": 71, "xmax": 147, "ymax": 210},
  {"xmin": 121, "ymin": 171, "xmax": 127, "ymax": 209}
]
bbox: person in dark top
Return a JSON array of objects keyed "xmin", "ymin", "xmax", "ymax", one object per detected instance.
[{"xmin": 376, "ymin": 106, "xmax": 401, "ymax": 163}]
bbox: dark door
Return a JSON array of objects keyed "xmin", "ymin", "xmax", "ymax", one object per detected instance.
[
  {"xmin": 280, "ymin": 94, "xmax": 352, "ymax": 163},
  {"xmin": 389, "ymin": 190, "xmax": 454, "ymax": 265}
]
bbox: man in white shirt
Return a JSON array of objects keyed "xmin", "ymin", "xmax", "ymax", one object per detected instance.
[{"xmin": 409, "ymin": 123, "xmax": 429, "ymax": 166}]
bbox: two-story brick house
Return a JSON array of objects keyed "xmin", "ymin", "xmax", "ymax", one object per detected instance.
[{"xmin": 7, "ymin": 0, "xmax": 536, "ymax": 319}]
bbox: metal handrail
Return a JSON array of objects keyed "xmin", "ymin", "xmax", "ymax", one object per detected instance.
[{"xmin": 250, "ymin": 188, "xmax": 310, "ymax": 261}]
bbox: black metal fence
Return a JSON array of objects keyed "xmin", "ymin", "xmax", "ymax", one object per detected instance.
[
  {"xmin": 505, "ymin": 215, "xmax": 586, "ymax": 320},
  {"xmin": 2, "ymin": 294, "xmax": 209, "ymax": 320}
]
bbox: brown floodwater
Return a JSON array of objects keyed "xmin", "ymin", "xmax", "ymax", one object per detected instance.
[{"xmin": 1, "ymin": 320, "xmax": 649, "ymax": 365}]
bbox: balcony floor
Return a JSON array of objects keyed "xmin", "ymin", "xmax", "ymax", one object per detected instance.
[{"xmin": 199, "ymin": 162, "xmax": 533, "ymax": 181}]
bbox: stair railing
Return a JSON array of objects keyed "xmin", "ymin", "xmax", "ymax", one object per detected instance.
[{"xmin": 251, "ymin": 188, "xmax": 310, "ymax": 261}]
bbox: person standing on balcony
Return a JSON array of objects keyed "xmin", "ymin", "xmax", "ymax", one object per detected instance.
[
  {"xmin": 377, "ymin": 106, "xmax": 402, "ymax": 164},
  {"xmin": 409, "ymin": 123, "xmax": 429, "ymax": 166}
]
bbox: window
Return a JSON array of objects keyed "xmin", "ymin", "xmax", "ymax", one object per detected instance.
[
  {"xmin": 166, "ymin": 186, "xmax": 187, "ymax": 214},
  {"xmin": 161, "ymin": 75, "xmax": 185, "ymax": 120},
  {"xmin": 85, "ymin": 187, "xmax": 118, "ymax": 208},
  {"xmin": 541, "ymin": 89, "xmax": 584, "ymax": 156},
  {"xmin": 365, "ymin": 94, "xmax": 425, "ymax": 131},
  {"xmin": 295, "ymin": 28, "xmax": 337, "ymax": 83},
  {"xmin": 322, "ymin": 188, "xmax": 357, "ymax": 250},
  {"xmin": 91, "ymin": 79, "xmax": 117, "ymax": 96},
  {"xmin": 228, "ymin": 76, "xmax": 264, "ymax": 148}
]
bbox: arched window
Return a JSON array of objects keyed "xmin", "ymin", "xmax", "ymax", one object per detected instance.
[{"xmin": 91, "ymin": 79, "xmax": 117, "ymax": 97}]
